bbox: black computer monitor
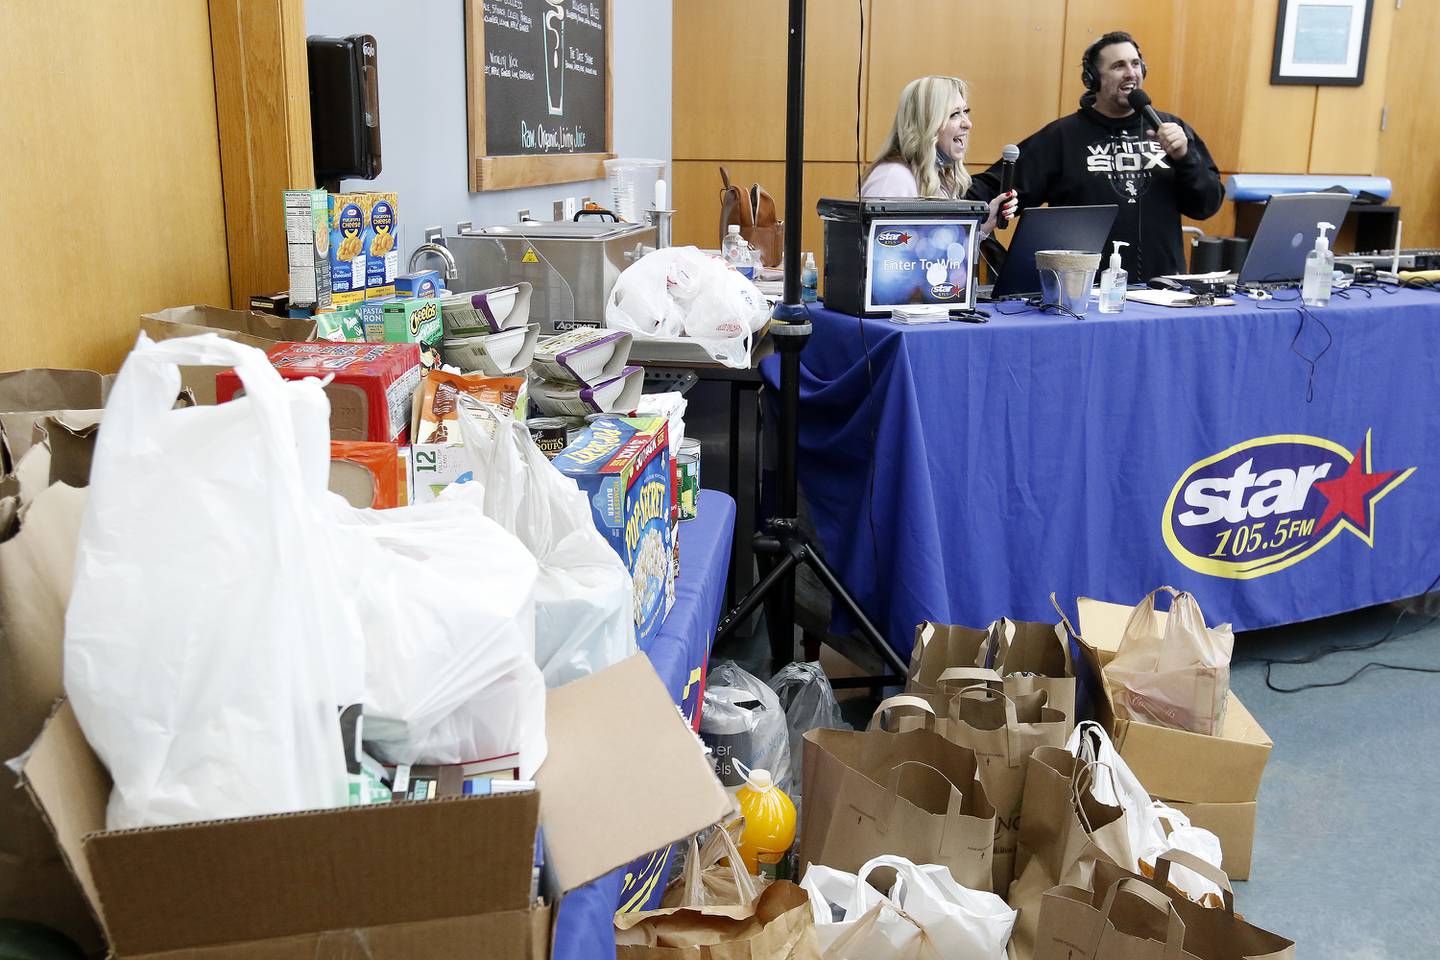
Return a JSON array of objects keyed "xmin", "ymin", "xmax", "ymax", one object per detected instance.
[{"xmin": 989, "ymin": 204, "xmax": 1119, "ymax": 299}]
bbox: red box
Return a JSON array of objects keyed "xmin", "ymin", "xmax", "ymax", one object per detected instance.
[{"xmin": 217, "ymin": 342, "xmax": 421, "ymax": 443}]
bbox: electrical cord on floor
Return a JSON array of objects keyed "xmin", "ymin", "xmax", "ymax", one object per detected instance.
[{"xmin": 1238, "ymin": 570, "xmax": 1440, "ymax": 693}]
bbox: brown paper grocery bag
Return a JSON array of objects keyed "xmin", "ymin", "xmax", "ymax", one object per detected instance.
[
  {"xmin": 1034, "ymin": 853, "xmax": 1293, "ymax": 960},
  {"xmin": 986, "ymin": 614, "xmax": 1078, "ymax": 721},
  {"xmin": 1103, "ymin": 588, "xmax": 1233, "ymax": 736},
  {"xmin": 907, "ymin": 621, "xmax": 989, "ymax": 696},
  {"xmin": 0, "ymin": 367, "xmax": 109, "ymax": 472},
  {"xmin": 1006, "ymin": 746, "xmax": 1133, "ymax": 960},
  {"xmin": 139, "ymin": 305, "xmax": 317, "ymax": 404},
  {"xmin": 938, "ymin": 671, "xmax": 1071, "ymax": 898},
  {"xmin": 616, "ymin": 879, "xmax": 821, "ymax": 959},
  {"xmin": 800, "ymin": 727, "xmax": 996, "ymax": 893}
]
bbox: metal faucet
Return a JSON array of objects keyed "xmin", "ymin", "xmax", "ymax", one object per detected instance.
[{"xmin": 409, "ymin": 229, "xmax": 458, "ymax": 280}]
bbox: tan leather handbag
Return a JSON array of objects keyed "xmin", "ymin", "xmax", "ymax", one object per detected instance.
[{"xmin": 719, "ymin": 166, "xmax": 785, "ymax": 268}]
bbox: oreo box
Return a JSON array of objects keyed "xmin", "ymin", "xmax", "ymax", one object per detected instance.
[
  {"xmin": 554, "ymin": 416, "xmax": 674, "ymax": 645},
  {"xmin": 216, "ymin": 341, "xmax": 421, "ymax": 443}
]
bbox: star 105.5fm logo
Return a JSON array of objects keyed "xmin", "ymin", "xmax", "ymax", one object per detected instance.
[{"xmin": 1163, "ymin": 431, "xmax": 1413, "ymax": 579}]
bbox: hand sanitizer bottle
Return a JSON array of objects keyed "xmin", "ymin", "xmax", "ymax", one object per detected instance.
[
  {"xmin": 1098, "ymin": 240, "xmax": 1129, "ymax": 313},
  {"xmin": 1302, "ymin": 221, "xmax": 1336, "ymax": 307}
]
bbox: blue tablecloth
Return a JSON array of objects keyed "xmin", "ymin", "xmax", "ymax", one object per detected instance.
[
  {"xmin": 551, "ymin": 489, "xmax": 735, "ymax": 960},
  {"xmin": 761, "ymin": 292, "xmax": 1440, "ymax": 657}
]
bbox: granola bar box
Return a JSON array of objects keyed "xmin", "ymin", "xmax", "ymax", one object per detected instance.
[{"xmin": 553, "ymin": 416, "xmax": 675, "ymax": 645}]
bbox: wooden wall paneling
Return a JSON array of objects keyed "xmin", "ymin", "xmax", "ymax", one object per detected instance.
[
  {"xmin": 210, "ymin": 0, "xmax": 315, "ymax": 310},
  {"xmin": 1376, "ymin": 0, "xmax": 1440, "ymax": 249},
  {"xmin": 1059, "ymin": 0, "xmax": 1179, "ymax": 122},
  {"xmin": 865, "ymin": 0, "xmax": 1065, "ymax": 167},
  {"xmin": 0, "ymin": 0, "xmax": 231, "ymax": 372},
  {"xmin": 1235, "ymin": 0, "xmax": 1315, "ymax": 173},
  {"xmin": 672, "ymin": 0, "xmax": 870, "ymax": 163},
  {"xmin": 1169, "ymin": 0, "xmax": 1254, "ymax": 174},
  {"xmin": 1309, "ymin": 0, "xmax": 1395, "ymax": 175}
]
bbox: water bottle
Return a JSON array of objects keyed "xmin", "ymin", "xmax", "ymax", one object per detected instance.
[
  {"xmin": 800, "ymin": 252, "xmax": 818, "ymax": 302},
  {"xmin": 722, "ymin": 224, "xmax": 754, "ymax": 279}
]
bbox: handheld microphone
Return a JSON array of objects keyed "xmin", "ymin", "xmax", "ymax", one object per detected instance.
[
  {"xmin": 997, "ymin": 143, "xmax": 1019, "ymax": 229},
  {"xmin": 1127, "ymin": 88, "xmax": 1164, "ymax": 131}
]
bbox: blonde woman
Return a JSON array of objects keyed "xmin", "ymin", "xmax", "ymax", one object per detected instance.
[{"xmin": 862, "ymin": 75, "xmax": 1017, "ymax": 237}]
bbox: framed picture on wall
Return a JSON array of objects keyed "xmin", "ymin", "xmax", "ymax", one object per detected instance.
[{"xmin": 1272, "ymin": 0, "xmax": 1374, "ymax": 85}]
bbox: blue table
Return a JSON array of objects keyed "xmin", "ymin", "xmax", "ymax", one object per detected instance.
[
  {"xmin": 551, "ymin": 489, "xmax": 735, "ymax": 960},
  {"xmin": 761, "ymin": 291, "xmax": 1440, "ymax": 657}
]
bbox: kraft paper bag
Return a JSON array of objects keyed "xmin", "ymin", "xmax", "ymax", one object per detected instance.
[
  {"xmin": 1034, "ymin": 853, "xmax": 1293, "ymax": 960},
  {"xmin": 800, "ymin": 727, "xmax": 996, "ymax": 893},
  {"xmin": 1006, "ymin": 746, "xmax": 1133, "ymax": 960},
  {"xmin": 872, "ymin": 672, "xmax": 1070, "ymax": 898},
  {"xmin": 616, "ymin": 879, "xmax": 821, "ymax": 960},
  {"xmin": 0, "ymin": 367, "xmax": 109, "ymax": 473},
  {"xmin": 908, "ymin": 618, "xmax": 1076, "ymax": 721},
  {"xmin": 139, "ymin": 305, "xmax": 318, "ymax": 404},
  {"xmin": 1103, "ymin": 588, "xmax": 1233, "ymax": 736},
  {"xmin": 0, "ymin": 482, "xmax": 102, "ymax": 954}
]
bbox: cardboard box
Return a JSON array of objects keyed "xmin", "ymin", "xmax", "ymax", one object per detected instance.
[
  {"xmin": 283, "ymin": 189, "xmax": 331, "ymax": 310},
  {"xmin": 314, "ymin": 304, "xmax": 365, "ymax": 343},
  {"xmin": 329, "ymin": 441, "xmax": 404, "ymax": 509},
  {"xmin": 216, "ymin": 342, "xmax": 421, "ymax": 443},
  {"xmin": 1071, "ymin": 596, "xmax": 1273, "ymax": 804},
  {"xmin": 395, "ymin": 270, "xmax": 440, "ymax": 299},
  {"xmin": 328, "ymin": 192, "xmax": 371, "ymax": 305},
  {"xmin": 381, "ymin": 296, "xmax": 442, "ymax": 371},
  {"xmin": 139, "ymin": 305, "xmax": 318, "ymax": 404},
  {"xmin": 407, "ymin": 443, "xmax": 477, "ymax": 504},
  {"xmin": 359, "ymin": 298, "xmax": 391, "ymax": 343},
  {"xmin": 365, "ymin": 192, "xmax": 399, "ymax": 300},
  {"xmin": 21, "ymin": 654, "xmax": 728, "ymax": 960},
  {"xmin": 554, "ymin": 417, "xmax": 675, "ymax": 646},
  {"xmin": 1167, "ymin": 800, "xmax": 1256, "ymax": 880}
]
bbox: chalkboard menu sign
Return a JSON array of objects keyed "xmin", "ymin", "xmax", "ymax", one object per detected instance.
[{"xmin": 465, "ymin": 0, "xmax": 614, "ymax": 192}]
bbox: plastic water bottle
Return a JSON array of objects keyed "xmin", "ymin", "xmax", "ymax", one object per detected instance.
[
  {"xmin": 801, "ymin": 252, "xmax": 818, "ymax": 302},
  {"xmin": 722, "ymin": 224, "xmax": 754, "ymax": 279}
]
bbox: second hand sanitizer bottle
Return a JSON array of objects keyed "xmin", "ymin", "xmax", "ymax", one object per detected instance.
[{"xmin": 1302, "ymin": 221, "xmax": 1336, "ymax": 307}]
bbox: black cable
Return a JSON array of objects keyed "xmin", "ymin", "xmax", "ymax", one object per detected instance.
[
  {"xmin": 1249, "ymin": 275, "xmax": 1332, "ymax": 403},
  {"xmin": 1237, "ymin": 570, "xmax": 1440, "ymax": 693}
]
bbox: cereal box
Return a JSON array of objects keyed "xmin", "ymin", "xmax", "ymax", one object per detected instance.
[
  {"xmin": 328, "ymin": 192, "xmax": 371, "ymax": 305},
  {"xmin": 215, "ymin": 341, "xmax": 421, "ymax": 443},
  {"xmin": 284, "ymin": 189, "xmax": 331, "ymax": 310},
  {"xmin": 381, "ymin": 296, "xmax": 442, "ymax": 373},
  {"xmin": 553, "ymin": 416, "xmax": 675, "ymax": 645},
  {"xmin": 365, "ymin": 192, "xmax": 399, "ymax": 299}
]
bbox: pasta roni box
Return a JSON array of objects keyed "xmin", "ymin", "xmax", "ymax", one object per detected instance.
[{"xmin": 554, "ymin": 416, "xmax": 675, "ymax": 645}]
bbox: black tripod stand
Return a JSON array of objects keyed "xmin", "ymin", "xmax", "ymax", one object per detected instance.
[{"xmin": 713, "ymin": 0, "xmax": 906, "ymax": 683}]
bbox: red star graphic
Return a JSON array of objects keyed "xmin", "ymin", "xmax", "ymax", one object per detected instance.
[
  {"xmin": 1313, "ymin": 441, "xmax": 1399, "ymax": 534},
  {"xmin": 896, "ymin": 232, "xmax": 912, "ymax": 244}
]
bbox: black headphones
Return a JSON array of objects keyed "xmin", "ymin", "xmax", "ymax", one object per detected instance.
[{"xmin": 1081, "ymin": 31, "xmax": 1147, "ymax": 92}]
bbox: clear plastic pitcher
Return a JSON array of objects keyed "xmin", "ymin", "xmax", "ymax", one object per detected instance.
[{"xmin": 604, "ymin": 158, "xmax": 665, "ymax": 222}]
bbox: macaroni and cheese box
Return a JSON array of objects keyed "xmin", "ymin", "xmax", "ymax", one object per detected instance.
[
  {"xmin": 396, "ymin": 270, "xmax": 440, "ymax": 299},
  {"xmin": 366, "ymin": 192, "xmax": 400, "ymax": 299},
  {"xmin": 216, "ymin": 342, "xmax": 421, "ymax": 443},
  {"xmin": 328, "ymin": 192, "xmax": 371, "ymax": 305},
  {"xmin": 283, "ymin": 189, "xmax": 331, "ymax": 310},
  {"xmin": 382, "ymin": 296, "xmax": 443, "ymax": 374},
  {"xmin": 553, "ymin": 417, "xmax": 675, "ymax": 645}
]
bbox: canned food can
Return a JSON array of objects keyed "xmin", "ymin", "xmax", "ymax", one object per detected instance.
[
  {"xmin": 527, "ymin": 417, "xmax": 570, "ymax": 459},
  {"xmin": 678, "ymin": 452, "xmax": 700, "ymax": 520}
]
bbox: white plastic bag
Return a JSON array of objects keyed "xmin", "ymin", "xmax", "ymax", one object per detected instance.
[
  {"xmin": 332, "ymin": 484, "xmax": 546, "ymax": 773},
  {"xmin": 701, "ymin": 661, "xmax": 792, "ymax": 794},
  {"xmin": 1066, "ymin": 721, "xmax": 1225, "ymax": 904},
  {"xmin": 606, "ymin": 246, "xmax": 765, "ymax": 367},
  {"xmin": 801, "ymin": 855, "xmax": 1015, "ymax": 960},
  {"xmin": 455, "ymin": 400, "xmax": 634, "ymax": 687},
  {"xmin": 65, "ymin": 334, "xmax": 363, "ymax": 828}
]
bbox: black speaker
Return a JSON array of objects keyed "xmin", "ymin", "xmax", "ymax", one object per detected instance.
[{"xmin": 308, "ymin": 34, "xmax": 381, "ymax": 187}]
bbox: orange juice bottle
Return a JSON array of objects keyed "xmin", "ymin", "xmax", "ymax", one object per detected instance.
[{"xmin": 733, "ymin": 767, "xmax": 796, "ymax": 880}]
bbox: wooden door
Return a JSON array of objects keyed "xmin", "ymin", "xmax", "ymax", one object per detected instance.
[
  {"xmin": 0, "ymin": 0, "xmax": 311, "ymax": 373},
  {"xmin": 1377, "ymin": 0, "xmax": 1440, "ymax": 248}
]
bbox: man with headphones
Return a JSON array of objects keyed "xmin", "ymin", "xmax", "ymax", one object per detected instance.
[{"xmin": 970, "ymin": 31, "xmax": 1223, "ymax": 279}]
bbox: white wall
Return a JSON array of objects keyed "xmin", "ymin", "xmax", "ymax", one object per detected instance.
[{"xmin": 306, "ymin": 0, "xmax": 672, "ymax": 261}]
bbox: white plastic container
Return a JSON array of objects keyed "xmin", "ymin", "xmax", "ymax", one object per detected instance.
[{"xmin": 604, "ymin": 158, "xmax": 666, "ymax": 222}]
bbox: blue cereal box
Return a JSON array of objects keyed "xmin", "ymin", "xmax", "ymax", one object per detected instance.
[
  {"xmin": 554, "ymin": 416, "xmax": 674, "ymax": 645},
  {"xmin": 328, "ymin": 192, "xmax": 370, "ymax": 306}
]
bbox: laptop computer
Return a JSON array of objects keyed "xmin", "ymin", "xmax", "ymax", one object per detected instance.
[
  {"xmin": 1236, "ymin": 192, "xmax": 1354, "ymax": 286},
  {"xmin": 983, "ymin": 204, "xmax": 1119, "ymax": 299}
]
